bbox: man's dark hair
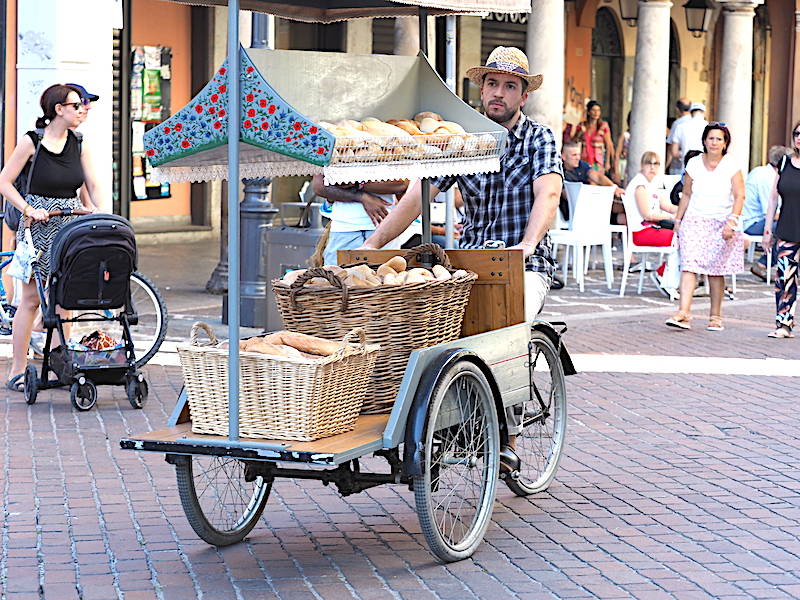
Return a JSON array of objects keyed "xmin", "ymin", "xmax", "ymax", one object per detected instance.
[
  {"xmin": 676, "ymin": 99, "xmax": 691, "ymax": 113},
  {"xmin": 683, "ymin": 150, "xmax": 702, "ymax": 166}
]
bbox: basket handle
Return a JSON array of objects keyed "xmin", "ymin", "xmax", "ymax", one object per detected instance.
[
  {"xmin": 403, "ymin": 242, "xmax": 451, "ymax": 268},
  {"xmin": 190, "ymin": 321, "xmax": 219, "ymax": 347},
  {"xmin": 329, "ymin": 327, "xmax": 368, "ymax": 361},
  {"xmin": 288, "ymin": 267, "xmax": 350, "ymax": 312}
]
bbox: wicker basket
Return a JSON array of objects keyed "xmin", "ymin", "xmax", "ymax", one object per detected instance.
[
  {"xmin": 178, "ymin": 323, "xmax": 380, "ymax": 441},
  {"xmin": 272, "ymin": 244, "xmax": 477, "ymax": 414}
]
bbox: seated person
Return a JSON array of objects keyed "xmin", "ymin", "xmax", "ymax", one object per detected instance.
[
  {"xmin": 312, "ymin": 176, "xmax": 411, "ymax": 265},
  {"xmin": 561, "ymin": 141, "xmax": 624, "ymax": 223},
  {"xmin": 624, "ymin": 151, "xmax": 677, "ymax": 248},
  {"xmin": 669, "ymin": 150, "xmax": 702, "ymax": 206}
]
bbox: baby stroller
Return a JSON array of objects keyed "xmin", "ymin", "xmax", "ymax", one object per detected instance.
[{"xmin": 23, "ymin": 213, "xmax": 148, "ymax": 411}]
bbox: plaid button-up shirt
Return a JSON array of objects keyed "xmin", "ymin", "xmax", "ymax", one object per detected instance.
[{"xmin": 431, "ymin": 114, "xmax": 563, "ymax": 281}]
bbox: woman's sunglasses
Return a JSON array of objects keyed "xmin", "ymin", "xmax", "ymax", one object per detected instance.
[
  {"xmin": 792, "ymin": 130, "xmax": 800, "ymax": 138},
  {"xmin": 60, "ymin": 101, "xmax": 84, "ymax": 111}
]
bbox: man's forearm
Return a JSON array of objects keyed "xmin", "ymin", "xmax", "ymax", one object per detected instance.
[
  {"xmin": 521, "ymin": 193, "xmax": 558, "ymax": 247},
  {"xmin": 363, "ymin": 180, "xmax": 439, "ymax": 248},
  {"xmin": 316, "ymin": 185, "xmax": 362, "ymax": 204}
]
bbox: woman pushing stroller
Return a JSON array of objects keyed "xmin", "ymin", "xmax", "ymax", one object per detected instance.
[{"xmin": 0, "ymin": 84, "xmax": 102, "ymax": 391}]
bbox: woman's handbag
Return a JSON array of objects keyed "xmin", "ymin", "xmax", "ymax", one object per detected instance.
[
  {"xmin": 8, "ymin": 228, "xmax": 37, "ymax": 283},
  {"xmin": 662, "ymin": 241, "xmax": 681, "ymax": 291}
]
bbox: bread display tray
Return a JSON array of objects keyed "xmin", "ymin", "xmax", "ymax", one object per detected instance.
[{"xmin": 144, "ymin": 46, "xmax": 507, "ymax": 186}]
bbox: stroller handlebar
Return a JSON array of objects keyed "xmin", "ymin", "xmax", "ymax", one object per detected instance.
[{"xmin": 23, "ymin": 208, "xmax": 93, "ymax": 227}]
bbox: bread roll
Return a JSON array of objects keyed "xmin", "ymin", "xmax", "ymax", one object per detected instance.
[
  {"xmin": 337, "ymin": 119, "xmax": 365, "ymax": 131},
  {"xmin": 477, "ymin": 134, "xmax": 497, "ymax": 151},
  {"xmin": 345, "ymin": 272, "xmax": 380, "ymax": 288},
  {"xmin": 405, "ymin": 271, "xmax": 428, "ymax": 285},
  {"xmin": 452, "ymin": 269, "xmax": 469, "ymax": 279},
  {"xmin": 281, "ymin": 269, "xmax": 306, "ymax": 286},
  {"xmin": 463, "ymin": 135, "xmax": 480, "ymax": 155},
  {"xmin": 419, "ymin": 117, "xmax": 441, "ymax": 134},
  {"xmin": 304, "ymin": 277, "xmax": 333, "ymax": 287},
  {"xmin": 347, "ymin": 264, "xmax": 376, "ymax": 277},
  {"xmin": 437, "ymin": 121, "xmax": 467, "ymax": 135},
  {"xmin": 388, "ymin": 120, "xmax": 424, "ymax": 136},
  {"xmin": 376, "ymin": 264, "xmax": 397, "ymax": 278},
  {"xmin": 414, "ymin": 111, "xmax": 442, "ymax": 122},
  {"xmin": 394, "ymin": 271, "xmax": 408, "ymax": 285},
  {"xmin": 385, "ymin": 256, "xmax": 407, "ymax": 272},
  {"xmin": 264, "ymin": 331, "xmax": 341, "ymax": 356},
  {"xmin": 382, "ymin": 272, "xmax": 402, "ymax": 286},
  {"xmin": 407, "ymin": 267, "xmax": 435, "ymax": 280},
  {"xmin": 323, "ymin": 265, "xmax": 347, "ymax": 278},
  {"xmin": 432, "ymin": 264, "xmax": 452, "ymax": 281},
  {"xmin": 444, "ymin": 134, "xmax": 464, "ymax": 154}
]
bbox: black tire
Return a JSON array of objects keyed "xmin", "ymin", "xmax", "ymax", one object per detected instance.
[
  {"xmin": 128, "ymin": 272, "xmax": 168, "ymax": 368},
  {"xmin": 24, "ymin": 364, "xmax": 38, "ymax": 405},
  {"xmin": 126, "ymin": 376, "xmax": 148, "ymax": 409},
  {"xmin": 175, "ymin": 456, "xmax": 271, "ymax": 546},
  {"xmin": 413, "ymin": 361, "xmax": 500, "ymax": 562},
  {"xmin": 70, "ymin": 379, "xmax": 97, "ymax": 411},
  {"xmin": 505, "ymin": 331, "xmax": 567, "ymax": 497}
]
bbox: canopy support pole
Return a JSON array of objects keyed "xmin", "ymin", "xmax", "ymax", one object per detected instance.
[
  {"xmin": 227, "ymin": 0, "xmax": 241, "ymax": 441},
  {"xmin": 418, "ymin": 8, "xmax": 431, "ymax": 245},
  {"xmin": 444, "ymin": 15, "xmax": 457, "ymax": 249}
]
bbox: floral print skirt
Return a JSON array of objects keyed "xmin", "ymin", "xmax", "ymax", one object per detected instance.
[{"xmin": 678, "ymin": 215, "xmax": 744, "ymax": 276}]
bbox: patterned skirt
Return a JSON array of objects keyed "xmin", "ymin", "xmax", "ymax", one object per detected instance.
[
  {"xmin": 678, "ymin": 214, "xmax": 744, "ymax": 276},
  {"xmin": 16, "ymin": 194, "xmax": 83, "ymax": 282}
]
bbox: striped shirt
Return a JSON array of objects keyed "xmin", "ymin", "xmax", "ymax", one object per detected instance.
[{"xmin": 431, "ymin": 113, "xmax": 563, "ymax": 281}]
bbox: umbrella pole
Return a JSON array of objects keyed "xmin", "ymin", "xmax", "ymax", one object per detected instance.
[
  {"xmin": 227, "ymin": 0, "xmax": 240, "ymax": 441},
  {"xmin": 418, "ymin": 8, "xmax": 432, "ymax": 245}
]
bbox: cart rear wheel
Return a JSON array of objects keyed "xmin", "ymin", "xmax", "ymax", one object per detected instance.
[
  {"xmin": 70, "ymin": 379, "xmax": 97, "ymax": 411},
  {"xmin": 175, "ymin": 456, "xmax": 271, "ymax": 546},
  {"xmin": 506, "ymin": 331, "xmax": 567, "ymax": 496},
  {"xmin": 24, "ymin": 365, "xmax": 38, "ymax": 405},
  {"xmin": 413, "ymin": 361, "xmax": 499, "ymax": 562}
]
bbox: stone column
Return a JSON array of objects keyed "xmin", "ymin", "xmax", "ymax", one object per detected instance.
[
  {"xmin": 627, "ymin": 0, "xmax": 672, "ymax": 183},
  {"xmin": 524, "ymin": 0, "xmax": 564, "ymax": 143},
  {"xmin": 394, "ymin": 17, "xmax": 420, "ymax": 55},
  {"xmin": 716, "ymin": 0, "xmax": 764, "ymax": 172}
]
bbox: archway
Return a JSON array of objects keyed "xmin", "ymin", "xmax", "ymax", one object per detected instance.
[{"xmin": 591, "ymin": 7, "xmax": 624, "ymax": 142}]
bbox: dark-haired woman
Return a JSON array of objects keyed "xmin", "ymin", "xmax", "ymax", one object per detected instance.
[
  {"xmin": 666, "ymin": 123, "xmax": 745, "ymax": 331},
  {"xmin": 763, "ymin": 121, "xmax": 800, "ymax": 339},
  {"xmin": 572, "ymin": 100, "xmax": 615, "ymax": 177},
  {"xmin": 0, "ymin": 84, "xmax": 102, "ymax": 391}
]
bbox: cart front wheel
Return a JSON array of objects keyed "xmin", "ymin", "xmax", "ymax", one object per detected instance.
[
  {"xmin": 506, "ymin": 331, "xmax": 567, "ymax": 496},
  {"xmin": 175, "ymin": 455, "xmax": 271, "ymax": 546},
  {"xmin": 413, "ymin": 360, "xmax": 499, "ymax": 562},
  {"xmin": 126, "ymin": 376, "xmax": 148, "ymax": 409},
  {"xmin": 70, "ymin": 379, "xmax": 97, "ymax": 411}
]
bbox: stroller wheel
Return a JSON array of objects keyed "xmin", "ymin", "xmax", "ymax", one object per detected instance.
[
  {"xmin": 70, "ymin": 379, "xmax": 97, "ymax": 411},
  {"xmin": 126, "ymin": 376, "xmax": 148, "ymax": 410},
  {"xmin": 24, "ymin": 365, "xmax": 38, "ymax": 405}
]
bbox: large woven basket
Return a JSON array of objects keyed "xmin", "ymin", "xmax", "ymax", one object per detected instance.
[
  {"xmin": 178, "ymin": 323, "xmax": 380, "ymax": 441},
  {"xmin": 272, "ymin": 244, "xmax": 477, "ymax": 414}
]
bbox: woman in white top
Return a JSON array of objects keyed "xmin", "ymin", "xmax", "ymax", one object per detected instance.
[
  {"xmin": 666, "ymin": 123, "xmax": 745, "ymax": 331},
  {"xmin": 624, "ymin": 151, "xmax": 678, "ymax": 248}
]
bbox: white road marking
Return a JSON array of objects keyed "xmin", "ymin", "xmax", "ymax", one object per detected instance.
[{"xmin": 571, "ymin": 353, "xmax": 799, "ymax": 377}]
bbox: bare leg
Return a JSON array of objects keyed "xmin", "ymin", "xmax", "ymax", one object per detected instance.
[
  {"xmin": 708, "ymin": 275, "xmax": 724, "ymax": 317},
  {"xmin": 678, "ymin": 271, "xmax": 696, "ymax": 315},
  {"xmin": 8, "ymin": 281, "xmax": 39, "ymax": 378}
]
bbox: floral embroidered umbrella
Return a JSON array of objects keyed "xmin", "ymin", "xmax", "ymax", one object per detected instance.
[
  {"xmin": 156, "ymin": 0, "xmax": 531, "ymax": 22},
  {"xmin": 144, "ymin": 48, "xmax": 335, "ymax": 183}
]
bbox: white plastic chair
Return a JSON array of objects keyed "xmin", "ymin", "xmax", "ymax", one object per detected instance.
[
  {"xmin": 743, "ymin": 233, "xmax": 771, "ymax": 284},
  {"xmin": 549, "ymin": 185, "xmax": 615, "ymax": 292},
  {"xmin": 618, "ymin": 184, "xmax": 670, "ymax": 297},
  {"xmin": 553, "ymin": 181, "xmax": 582, "ymax": 231}
]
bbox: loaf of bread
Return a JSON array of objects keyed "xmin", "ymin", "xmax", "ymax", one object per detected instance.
[
  {"xmin": 376, "ymin": 263, "xmax": 397, "ymax": 278},
  {"xmin": 281, "ymin": 269, "xmax": 306, "ymax": 286},
  {"xmin": 415, "ymin": 111, "xmax": 442, "ymax": 122},
  {"xmin": 432, "ymin": 264, "xmax": 452, "ymax": 281},
  {"xmin": 262, "ymin": 331, "xmax": 342, "ymax": 356},
  {"xmin": 388, "ymin": 119, "xmax": 424, "ymax": 136}
]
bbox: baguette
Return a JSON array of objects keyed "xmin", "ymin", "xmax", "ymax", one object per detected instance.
[
  {"xmin": 388, "ymin": 119, "xmax": 424, "ymax": 136},
  {"xmin": 263, "ymin": 331, "xmax": 342, "ymax": 356},
  {"xmin": 243, "ymin": 342, "xmax": 293, "ymax": 357}
]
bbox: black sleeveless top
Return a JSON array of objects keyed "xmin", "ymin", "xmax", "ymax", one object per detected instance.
[
  {"xmin": 777, "ymin": 157, "xmax": 800, "ymax": 243},
  {"xmin": 27, "ymin": 130, "xmax": 85, "ymax": 199}
]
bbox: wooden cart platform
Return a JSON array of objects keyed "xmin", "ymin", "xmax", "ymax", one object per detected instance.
[{"xmin": 120, "ymin": 414, "xmax": 390, "ymax": 466}]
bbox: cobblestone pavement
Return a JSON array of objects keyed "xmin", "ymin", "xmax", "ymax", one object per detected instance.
[{"xmin": 2, "ymin": 242, "xmax": 799, "ymax": 599}]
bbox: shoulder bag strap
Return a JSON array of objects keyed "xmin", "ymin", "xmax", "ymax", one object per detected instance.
[
  {"xmin": 24, "ymin": 129, "xmax": 45, "ymax": 196},
  {"xmin": 779, "ymin": 154, "xmax": 788, "ymax": 175}
]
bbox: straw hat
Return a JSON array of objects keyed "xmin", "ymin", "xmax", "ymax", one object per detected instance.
[{"xmin": 466, "ymin": 46, "xmax": 543, "ymax": 93}]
